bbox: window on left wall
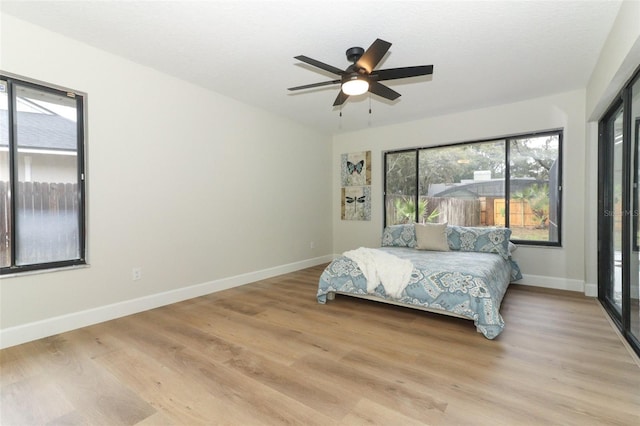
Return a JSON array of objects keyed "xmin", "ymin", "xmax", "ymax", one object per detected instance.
[{"xmin": 0, "ymin": 75, "xmax": 86, "ymax": 275}]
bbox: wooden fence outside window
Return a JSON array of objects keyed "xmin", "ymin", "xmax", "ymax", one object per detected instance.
[{"xmin": 0, "ymin": 181, "xmax": 79, "ymax": 267}]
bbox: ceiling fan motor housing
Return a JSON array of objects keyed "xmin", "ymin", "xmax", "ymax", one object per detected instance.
[{"xmin": 346, "ymin": 47, "xmax": 365, "ymax": 63}]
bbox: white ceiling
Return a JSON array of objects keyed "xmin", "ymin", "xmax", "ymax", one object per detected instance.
[{"xmin": 1, "ymin": 0, "xmax": 623, "ymax": 135}]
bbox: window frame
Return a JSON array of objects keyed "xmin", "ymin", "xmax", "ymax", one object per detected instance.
[
  {"xmin": 1, "ymin": 74, "xmax": 87, "ymax": 275},
  {"xmin": 383, "ymin": 129, "xmax": 563, "ymax": 247}
]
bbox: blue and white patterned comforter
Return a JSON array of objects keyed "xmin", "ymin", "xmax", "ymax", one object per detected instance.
[{"xmin": 318, "ymin": 247, "xmax": 520, "ymax": 339}]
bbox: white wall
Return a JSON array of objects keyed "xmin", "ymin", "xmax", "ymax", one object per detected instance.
[
  {"xmin": 0, "ymin": 14, "xmax": 332, "ymax": 347},
  {"xmin": 583, "ymin": 0, "xmax": 640, "ymax": 296},
  {"xmin": 332, "ymin": 89, "xmax": 587, "ymax": 292},
  {"xmin": 586, "ymin": 0, "xmax": 640, "ymax": 122}
]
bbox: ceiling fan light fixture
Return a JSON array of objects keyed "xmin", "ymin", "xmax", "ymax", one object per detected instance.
[
  {"xmin": 342, "ymin": 76, "xmax": 369, "ymax": 96},
  {"xmin": 289, "ymin": 38, "xmax": 434, "ymax": 107}
]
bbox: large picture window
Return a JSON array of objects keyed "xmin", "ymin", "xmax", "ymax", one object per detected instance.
[
  {"xmin": 384, "ymin": 130, "xmax": 562, "ymax": 245},
  {"xmin": 1, "ymin": 75, "xmax": 86, "ymax": 274}
]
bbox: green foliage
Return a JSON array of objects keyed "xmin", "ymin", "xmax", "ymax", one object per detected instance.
[
  {"xmin": 385, "ymin": 152, "xmax": 417, "ymax": 198},
  {"xmin": 425, "ymin": 207, "xmax": 441, "ymax": 223},
  {"xmin": 513, "ymin": 183, "xmax": 550, "ymax": 228},
  {"xmin": 394, "ymin": 197, "xmax": 440, "ymax": 224},
  {"xmin": 509, "ymin": 136, "xmax": 558, "ymax": 181},
  {"xmin": 385, "ymin": 136, "xmax": 559, "ymax": 197},
  {"xmin": 394, "ymin": 197, "xmax": 424, "ymax": 223},
  {"xmin": 418, "ymin": 141, "xmax": 506, "ymax": 191}
]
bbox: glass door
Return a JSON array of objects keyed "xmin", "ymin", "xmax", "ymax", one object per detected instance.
[
  {"xmin": 599, "ymin": 65, "xmax": 640, "ymax": 357},
  {"xmin": 600, "ymin": 102, "xmax": 624, "ymax": 320},
  {"xmin": 630, "ymin": 77, "xmax": 640, "ymax": 345}
]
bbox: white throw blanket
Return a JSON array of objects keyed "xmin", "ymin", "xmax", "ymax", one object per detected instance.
[{"xmin": 342, "ymin": 247, "xmax": 413, "ymax": 299}]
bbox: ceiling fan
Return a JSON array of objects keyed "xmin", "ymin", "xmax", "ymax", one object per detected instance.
[{"xmin": 288, "ymin": 38, "xmax": 434, "ymax": 107}]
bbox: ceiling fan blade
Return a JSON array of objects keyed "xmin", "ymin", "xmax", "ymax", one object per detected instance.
[
  {"xmin": 356, "ymin": 39, "xmax": 392, "ymax": 74},
  {"xmin": 294, "ymin": 55, "xmax": 346, "ymax": 75},
  {"xmin": 368, "ymin": 81, "xmax": 401, "ymax": 101},
  {"xmin": 333, "ymin": 91, "xmax": 349, "ymax": 106},
  {"xmin": 288, "ymin": 80, "xmax": 341, "ymax": 91},
  {"xmin": 373, "ymin": 65, "xmax": 434, "ymax": 81}
]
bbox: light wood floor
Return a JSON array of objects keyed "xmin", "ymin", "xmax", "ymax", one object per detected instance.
[{"xmin": 1, "ymin": 265, "xmax": 639, "ymax": 425}]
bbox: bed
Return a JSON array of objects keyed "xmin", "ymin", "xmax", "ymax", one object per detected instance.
[{"xmin": 317, "ymin": 224, "xmax": 522, "ymax": 339}]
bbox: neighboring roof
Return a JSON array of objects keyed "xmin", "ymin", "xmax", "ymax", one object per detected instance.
[
  {"xmin": 0, "ymin": 110, "xmax": 76, "ymax": 151},
  {"xmin": 433, "ymin": 178, "xmax": 545, "ymax": 198}
]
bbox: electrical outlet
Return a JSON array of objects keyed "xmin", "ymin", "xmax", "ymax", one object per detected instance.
[
  {"xmin": 310, "ymin": 241, "xmax": 315, "ymax": 249},
  {"xmin": 132, "ymin": 267, "xmax": 142, "ymax": 281}
]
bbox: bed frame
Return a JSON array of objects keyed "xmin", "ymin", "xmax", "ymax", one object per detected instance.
[{"xmin": 326, "ymin": 291, "xmax": 469, "ymax": 320}]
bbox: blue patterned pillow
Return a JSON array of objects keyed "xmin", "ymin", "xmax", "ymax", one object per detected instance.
[
  {"xmin": 446, "ymin": 226, "xmax": 512, "ymax": 259},
  {"xmin": 381, "ymin": 224, "xmax": 417, "ymax": 248}
]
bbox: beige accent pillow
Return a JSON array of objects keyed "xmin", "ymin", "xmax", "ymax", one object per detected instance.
[{"xmin": 415, "ymin": 222, "xmax": 450, "ymax": 251}]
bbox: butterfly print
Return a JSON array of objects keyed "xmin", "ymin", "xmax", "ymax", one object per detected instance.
[{"xmin": 347, "ymin": 160, "xmax": 364, "ymax": 175}]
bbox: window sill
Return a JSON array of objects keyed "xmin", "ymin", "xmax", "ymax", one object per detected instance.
[{"xmin": 0, "ymin": 263, "xmax": 90, "ymax": 279}]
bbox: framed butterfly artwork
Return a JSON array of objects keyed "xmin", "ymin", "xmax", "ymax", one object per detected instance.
[
  {"xmin": 341, "ymin": 151, "xmax": 371, "ymax": 187},
  {"xmin": 341, "ymin": 186, "xmax": 371, "ymax": 221}
]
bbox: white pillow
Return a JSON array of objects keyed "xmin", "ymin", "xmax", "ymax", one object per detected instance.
[{"xmin": 415, "ymin": 222, "xmax": 450, "ymax": 251}]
